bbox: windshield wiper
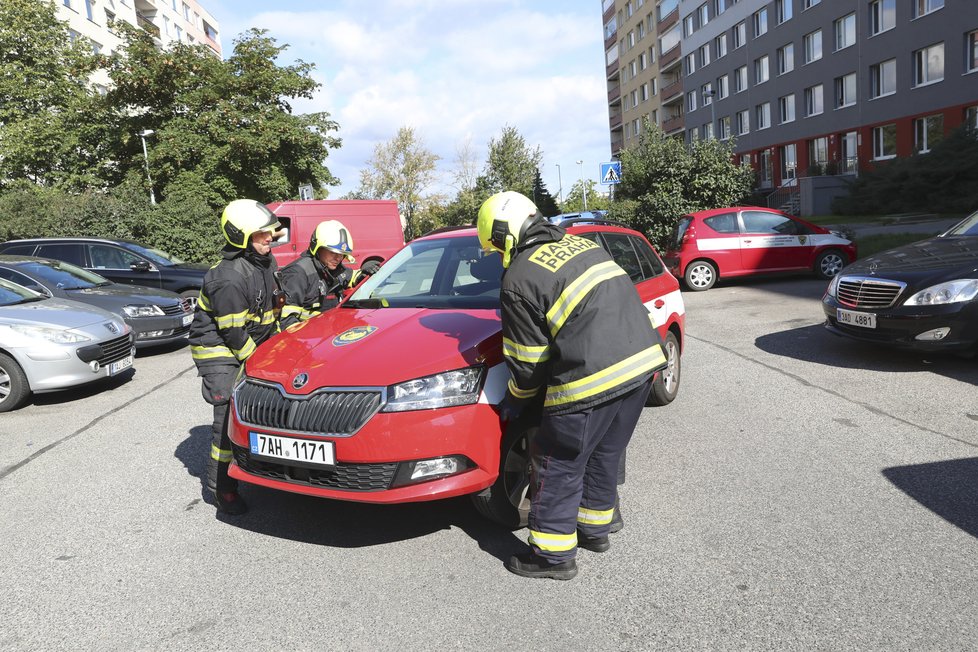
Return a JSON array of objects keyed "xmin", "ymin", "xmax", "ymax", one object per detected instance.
[{"xmin": 343, "ymin": 298, "xmax": 388, "ymax": 309}]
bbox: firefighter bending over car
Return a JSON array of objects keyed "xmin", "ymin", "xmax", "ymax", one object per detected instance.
[
  {"xmin": 189, "ymin": 199, "xmax": 282, "ymax": 515},
  {"xmin": 477, "ymin": 191, "xmax": 666, "ymax": 581},
  {"xmin": 278, "ymin": 220, "xmax": 381, "ymax": 329}
]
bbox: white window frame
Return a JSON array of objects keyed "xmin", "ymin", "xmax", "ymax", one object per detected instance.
[
  {"xmin": 870, "ymin": 58, "xmax": 897, "ymax": 98},
  {"xmin": 684, "ymin": 14, "xmax": 695, "ymax": 37},
  {"xmin": 912, "ymin": 0, "xmax": 944, "ymax": 19},
  {"xmin": 804, "ymin": 29, "xmax": 822, "ymax": 64},
  {"xmin": 737, "ymin": 109, "xmax": 750, "ymax": 135},
  {"xmin": 836, "ymin": 72, "xmax": 856, "ymax": 108},
  {"xmin": 688, "ymin": 91, "xmax": 698, "ymax": 112},
  {"xmin": 753, "ymin": 8, "xmax": 768, "ymax": 37},
  {"xmin": 835, "ymin": 13, "xmax": 855, "ymax": 51},
  {"xmin": 754, "ymin": 55, "xmax": 769, "ymax": 84},
  {"xmin": 698, "ymin": 3, "xmax": 709, "ymax": 27},
  {"xmin": 735, "ymin": 65, "xmax": 748, "ymax": 92},
  {"xmin": 912, "ymin": 42, "xmax": 944, "ymax": 88},
  {"xmin": 719, "ymin": 116, "xmax": 731, "ymax": 140},
  {"xmin": 969, "ymin": 31, "xmax": 978, "ymax": 74},
  {"xmin": 733, "ymin": 21, "xmax": 746, "ymax": 49},
  {"xmin": 776, "ymin": 0, "xmax": 792, "ymax": 24},
  {"xmin": 699, "ymin": 43, "xmax": 711, "ymax": 67},
  {"xmin": 779, "ymin": 94, "xmax": 796, "ymax": 123},
  {"xmin": 803, "ymin": 0, "xmax": 821, "ymax": 8},
  {"xmin": 914, "ymin": 114, "xmax": 944, "ymax": 153},
  {"xmin": 778, "ymin": 43, "xmax": 794, "ymax": 75},
  {"xmin": 715, "ymin": 33, "xmax": 728, "ymax": 58},
  {"xmin": 685, "ymin": 53, "xmax": 697, "ymax": 75},
  {"xmin": 870, "ymin": 0, "xmax": 895, "ymax": 36},
  {"xmin": 805, "ymin": 84, "xmax": 824, "ymax": 117},
  {"xmin": 717, "ymin": 74, "xmax": 729, "ymax": 99},
  {"xmin": 756, "ymin": 102, "xmax": 771, "ymax": 130},
  {"xmin": 872, "ymin": 124, "xmax": 897, "ymax": 159}
]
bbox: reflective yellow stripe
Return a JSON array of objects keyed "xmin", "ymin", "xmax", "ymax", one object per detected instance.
[
  {"xmin": 210, "ymin": 444, "xmax": 233, "ymax": 463},
  {"xmin": 232, "ymin": 337, "xmax": 257, "ymax": 361},
  {"xmin": 528, "ymin": 530, "xmax": 577, "ymax": 552},
  {"xmin": 545, "ymin": 344, "xmax": 666, "ymax": 408},
  {"xmin": 197, "ymin": 293, "xmax": 210, "ymax": 311},
  {"xmin": 245, "ymin": 309, "xmax": 276, "ymax": 326},
  {"xmin": 215, "ymin": 309, "xmax": 249, "ymax": 329},
  {"xmin": 507, "ymin": 378, "xmax": 539, "ymax": 400},
  {"xmin": 546, "ymin": 262, "xmax": 626, "ymax": 337},
  {"xmin": 191, "ymin": 344, "xmax": 235, "ymax": 361},
  {"xmin": 281, "ymin": 305, "xmax": 303, "ymax": 319},
  {"xmin": 577, "ymin": 507, "xmax": 614, "ymax": 525},
  {"xmin": 502, "ymin": 337, "xmax": 550, "ymax": 363}
]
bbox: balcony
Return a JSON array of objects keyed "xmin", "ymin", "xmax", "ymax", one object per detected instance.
[
  {"xmin": 659, "ymin": 46, "xmax": 681, "ymax": 72},
  {"xmin": 136, "ymin": 12, "xmax": 160, "ymax": 39},
  {"xmin": 662, "ymin": 115, "xmax": 685, "ymax": 134},
  {"xmin": 660, "ymin": 80, "xmax": 683, "ymax": 103},
  {"xmin": 607, "ymin": 85, "xmax": 621, "ymax": 104}
]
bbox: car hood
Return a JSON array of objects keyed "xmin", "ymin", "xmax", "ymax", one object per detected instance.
[
  {"xmin": 841, "ymin": 236, "xmax": 978, "ymax": 287},
  {"xmin": 0, "ymin": 297, "xmax": 126, "ymax": 330},
  {"xmin": 247, "ymin": 306, "xmax": 503, "ymax": 394},
  {"xmin": 67, "ymin": 284, "xmax": 182, "ymax": 306}
]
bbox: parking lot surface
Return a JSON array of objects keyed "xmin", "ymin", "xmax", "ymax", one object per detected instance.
[{"xmin": 1, "ymin": 277, "xmax": 976, "ymax": 650}]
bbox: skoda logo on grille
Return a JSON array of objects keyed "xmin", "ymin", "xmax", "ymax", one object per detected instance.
[
  {"xmin": 105, "ymin": 322, "xmax": 119, "ymax": 334},
  {"xmin": 292, "ymin": 373, "xmax": 309, "ymax": 390}
]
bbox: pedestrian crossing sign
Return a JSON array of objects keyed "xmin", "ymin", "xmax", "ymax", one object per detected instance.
[{"xmin": 600, "ymin": 161, "xmax": 622, "ymax": 185}]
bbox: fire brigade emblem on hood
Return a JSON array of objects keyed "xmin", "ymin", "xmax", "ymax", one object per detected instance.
[
  {"xmin": 292, "ymin": 373, "xmax": 309, "ymax": 390},
  {"xmin": 332, "ymin": 326, "xmax": 377, "ymax": 347}
]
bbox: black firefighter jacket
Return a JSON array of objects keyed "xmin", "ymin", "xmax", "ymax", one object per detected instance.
[
  {"xmin": 278, "ymin": 251, "xmax": 367, "ymax": 329},
  {"xmin": 189, "ymin": 246, "xmax": 279, "ymax": 368},
  {"xmin": 500, "ymin": 221, "xmax": 666, "ymax": 416}
]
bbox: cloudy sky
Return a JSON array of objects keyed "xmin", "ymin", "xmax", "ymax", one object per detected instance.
[{"xmin": 204, "ymin": 0, "xmax": 611, "ymax": 200}]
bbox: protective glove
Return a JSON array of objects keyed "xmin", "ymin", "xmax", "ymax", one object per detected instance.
[
  {"xmin": 498, "ymin": 391, "xmax": 530, "ymax": 424},
  {"xmin": 361, "ymin": 260, "xmax": 382, "ymax": 276}
]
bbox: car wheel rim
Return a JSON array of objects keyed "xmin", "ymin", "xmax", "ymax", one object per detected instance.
[
  {"xmin": 502, "ymin": 431, "xmax": 531, "ymax": 522},
  {"xmin": 690, "ymin": 265, "xmax": 713, "ymax": 287},
  {"xmin": 0, "ymin": 368, "xmax": 9, "ymax": 400},
  {"xmin": 821, "ymin": 255, "xmax": 843, "ymax": 276},
  {"xmin": 662, "ymin": 340, "xmax": 678, "ymax": 393}
]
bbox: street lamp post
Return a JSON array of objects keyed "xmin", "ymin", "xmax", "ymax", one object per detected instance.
[
  {"xmin": 555, "ymin": 163, "xmax": 563, "ymax": 205},
  {"xmin": 137, "ymin": 129, "xmax": 156, "ymax": 205},
  {"xmin": 703, "ymin": 90, "xmax": 716, "ymax": 139},
  {"xmin": 576, "ymin": 159, "xmax": 587, "ymax": 212}
]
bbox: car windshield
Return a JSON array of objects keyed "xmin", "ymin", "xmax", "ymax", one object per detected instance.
[
  {"xmin": 123, "ymin": 243, "xmax": 185, "ymax": 266},
  {"xmin": 0, "ymin": 278, "xmax": 46, "ymax": 306},
  {"xmin": 19, "ymin": 260, "xmax": 109, "ymax": 290},
  {"xmin": 944, "ymin": 210, "xmax": 978, "ymax": 237},
  {"xmin": 346, "ymin": 235, "xmax": 503, "ymax": 310}
]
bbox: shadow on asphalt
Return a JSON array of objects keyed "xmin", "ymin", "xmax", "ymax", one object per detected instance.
[
  {"xmin": 174, "ymin": 425, "xmax": 523, "ymax": 561},
  {"xmin": 883, "ymin": 457, "xmax": 978, "ymax": 540},
  {"xmin": 29, "ymin": 367, "xmax": 137, "ymax": 408}
]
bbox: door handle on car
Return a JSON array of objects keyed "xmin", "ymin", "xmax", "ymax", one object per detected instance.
[{"xmin": 654, "ymin": 299, "xmax": 664, "ymax": 309}]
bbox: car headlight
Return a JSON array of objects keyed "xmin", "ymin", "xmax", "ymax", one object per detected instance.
[
  {"xmin": 904, "ymin": 280, "xmax": 978, "ymax": 306},
  {"xmin": 826, "ymin": 274, "xmax": 841, "ymax": 298},
  {"xmin": 7, "ymin": 323, "xmax": 92, "ymax": 344},
  {"xmin": 122, "ymin": 304, "xmax": 165, "ymax": 318},
  {"xmin": 382, "ymin": 367, "xmax": 485, "ymax": 412}
]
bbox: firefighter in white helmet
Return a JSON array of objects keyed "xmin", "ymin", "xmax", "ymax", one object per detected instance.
[
  {"xmin": 477, "ymin": 191, "xmax": 666, "ymax": 580},
  {"xmin": 278, "ymin": 220, "xmax": 381, "ymax": 329},
  {"xmin": 189, "ymin": 199, "xmax": 283, "ymax": 515}
]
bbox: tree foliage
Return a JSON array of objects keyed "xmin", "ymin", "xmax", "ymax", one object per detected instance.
[
  {"xmin": 609, "ymin": 122, "xmax": 754, "ymax": 249},
  {"xmin": 562, "ymin": 179, "xmax": 609, "ymax": 213},
  {"xmin": 531, "ymin": 170, "xmax": 560, "ymax": 217},
  {"xmin": 478, "ymin": 125, "xmax": 542, "ymax": 197}
]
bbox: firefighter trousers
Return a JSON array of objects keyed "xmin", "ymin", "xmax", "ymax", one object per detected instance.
[
  {"xmin": 199, "ymin": 364, "xmax": 240, "ymax": 495},
  {"xmin": 527, "ymin": 380, "xmax": 652, "ymax": 563}
]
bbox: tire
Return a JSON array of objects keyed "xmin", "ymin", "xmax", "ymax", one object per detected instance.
[
  {"xmin": 815, "ymin": 249, "xmax": 847, "ymax": 280},
  {"xmin": 471, "ymin": 422, "xmax": 534, "ymax": 529},
  {"xmin": 648, "ymin": 331, "xmax": 681, "ymax": 406},
  {"xmin": 683, "ymin": 260, "xmax": 717, "ymax": 291},
  {"xmin": 0, "ymin": 352, "xmax": 31, "ymax": 413},
  {"xmin": 179, "ymin": 289, "xmax": 200, "ymax": 311}
]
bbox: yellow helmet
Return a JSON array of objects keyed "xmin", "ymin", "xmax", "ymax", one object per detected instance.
[
  {"xmin": 310, "ymin": 220, "xmax": 355, "ymax": 263},
  {"xmin": 477, "ymin": 191, "xmax": 541, "ymax": 268},
  {"xmin": 221, "ymin": 199, "xmax": 280, "ymax": 249}
]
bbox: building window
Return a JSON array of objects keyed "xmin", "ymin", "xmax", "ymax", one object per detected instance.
[
  {"xmin": 914, "ymin": 114, "xmax": 944, "ymax": 153},
  {"xmin": 804, "ymin": 30, "xmax": 822, "ymax": 63},
  {"xmin": 684, "ymin": 14, "xmax": 695, "ymax": 36},
  {"xmin": 841, "ymin": 131, "xmax": 858, "ymax": 172},
  {"xmin": 630, "ymin": 59, "xmax": 638, "ymax": 77},
  {"xmin": 703, "ymin": 122, "xmax": 715, "ymax": 139},
  {"xmin": 699, "ymin": 43, "xmax": 711, "ymax": 67},
  {"xmin": 688, "ymin": 91, "xmax": 698, "ymax": 112},
  {"xmin": 756, "ymin": 102, "xmax": 771, "ymax": 129},
  {"xmin": 717, "ymin": 74, "xmax": 729, "ymax": 99},
  {"xmin": 639, "ymin": 51, "xmax": 648, "ymax": 70},
  {"xmin": 715, "ymin": 0, "xmax": 728, "ymax": 15},
  {"xmin": 779, "ymin": 94, "xmax": 796, "ymax": 123},
  {"xmin": 105, "ymin": 9, "xmax": 116, "ymax": 31},
  {"xmin": 835, "ymin": 72, "xmax": 856, "ymax": 108},
  {"xmin": 733, "ymin": 21, "xmax": 746, "ymax": 49},
  {"xmin": 715, "ymin": 33, "xmax": 728, "ymax": 58},
  {"xmin": 965, "ymin": 106, "xmax": 978, "ymax": 130},
  {"xmin": 781, "ymin": 144, "xmax": 798, "ymax": 179},
  {"xmin": 163, "ymin": 15, "xmax": 171, "ymax": 35},
  {"xmin": 637, "ymin": 22, "xmax": 645, "ymax": 41},
  {"xmin": 835, "ymin": 13, "xmax": 855, "ymax": 51},
  {"xmin": 912, "ymin": 0, "xmax": 944, "ymax": 19},
  {"xmin": 754, "ymin": 55, "xmax": 769, "ymax": 84},
  {"xmin": 175, "ymin": 24, "xmax": 183, "ymax": 42},
  {"xmin": 651, "ymin": 78, "xmax": 658, "ymax": 95},
  {"xmin": 631, "ymin": 89, "xmax": 639, "ymax": 108},
  {"xmin": 182, "ymin": 2, "xmax": 191, "ymax": 20},
  {"xmin": 685, "ymin": 53, "xmax": 697, "ymax": 75},
  {"xmin": 803, "ymin": 0, "xmax": 821, "ymax": 8},
  {"xmin": 719, "ymin": 116, "xmax": 732, "ymax": 140},
  {"xmin": 870, "ymin": 58, "xmax": 897, "ymax": 97},
  {"xmin": 735, "ymin": 65, "xmax": 748, "ymax": 92},
  {"xmin": 777, "ymin": 43, "xmax": 794, "ymax": 75},
  {"xmin": 737, "ymin": 109, "xmax": 750, "ymax": 135},
  {"xmin": 969, "ymin": 31, "xmax": 978, "ymax": 73},
  {"xmin": 870, "ymin": 0, "xmax": 895, "ymax": 35},
  {"xmin": 641, "ymin": 83, "xmax": 649, "ymax": 102},
  {"xmin": 873, "ymin": 124, "xmax": 897, "ymax": 159},
  {"xmin": 805, "ymin": 84, "xmax": 824, "ymax": 116},
  {"xmin": 660, "ymin": 24, "xmax": 680, "ymax": 53},
  {"xmin": 604, "ymin": 16, "xmax": 617, "ymax": 40},
  {"xmin": 913, "ymin": 43, "xmax": 944, "ymax": 87},
  {"xmin": 753, "ymin": 8, "xmax": 768, "ymax": 37},
  {"xmin": 628, "ymin": 30, "xmax": 636, "ymax": 49},
  {"xmin": 63, "ymin": 0, "xmax": 71, "ymax": 8},
  {"xmin": 702, "ymin": 82, "xmax": 714, "ymax": 104},
  {"xmin": 84, "ymin": 0, "xmax": 94, "ymax": 20},
  {"xmin": 698, "ymin": 3, "xmax": 709, "ymax": 26},
  {"xmin": 776, "ymin": 0, "xmax": 792, "ymax": 24}
]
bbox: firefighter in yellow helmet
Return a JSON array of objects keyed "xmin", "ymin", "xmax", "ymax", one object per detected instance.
[
  {"xmin": 477, "ymin": 191, "xmax": 666, "ymax": 580},
  {"xmin": 189, "ymin": 199, "xmax": 283, "ymax": 515},
  {"xmin": 278, "ymin": 220, "xmax": 381, "ymax": 329}
]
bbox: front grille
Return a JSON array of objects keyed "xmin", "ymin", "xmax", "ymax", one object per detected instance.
[
  {"xmin": 161, "ymin": 302, "xmax": 190, "ymax": 316},
  {"xmin": 97, "ymin": 333, "xmax": 133, "ymax": 365},
  {"xmin": 233, "ymin": 446, "xmax": 397, "ymax": 491},
  {"xmin": 837, "ymin": 277, "xmax": 906, "ymax": 309},
  {"xmin": 234, "ymin": 380, "xmax": 383, "ymax": 436}
]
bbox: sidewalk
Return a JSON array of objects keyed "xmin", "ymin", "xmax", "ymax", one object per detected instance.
[{"xmin": 825, "ymin": 213, "xmax": 959, "ymax": 238}]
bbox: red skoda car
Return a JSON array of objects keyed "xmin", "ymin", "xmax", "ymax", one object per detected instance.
[
  {"xmin": 227, "ymin": 221, "xmax": 685, "ymax": 526},
  {"xmin": 663, "ymin": 207, "xmax": 857, "ymax": 291}
]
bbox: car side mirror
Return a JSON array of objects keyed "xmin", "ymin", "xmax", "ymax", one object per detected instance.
[{"xmin": 130, "ymin": 260, "xmax": 152, "ymax": 273}]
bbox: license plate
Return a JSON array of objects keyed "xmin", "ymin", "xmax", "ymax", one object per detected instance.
[
  {"xmin": 837, "ymin": 308, "xmax": 877, "ymax": 329},
  {"xmin": 109, "ymin": 355, "xmax": 133, "ymax": 375},
  {"xmin": 181, "ymin": 313, "xmax": 193, "ymax": 326},
  {"xmin": 249, "ymin": 432, "xmax": 335, "ymax": 468}
]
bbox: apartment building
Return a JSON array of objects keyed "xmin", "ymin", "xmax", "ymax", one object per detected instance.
[
  {"xmin": 605, "ymin": 0, "xmax": 978, "ymax": 209},
  {"xmin": 56, "ymin": 0, "xmax": 222, "ymax": 88}
]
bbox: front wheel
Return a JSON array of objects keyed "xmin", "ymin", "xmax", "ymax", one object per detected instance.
[
  {"xmin": 683, "ymin": 260, "xmax": 717, "ymax": 291},
  {"xmin": 0, "ymin": 352, "xmax": 31, "ymax": 413},
  {"xmin": 471, "ymin": 423, "xmax": 533, "ymax": 529},
  {"xmin": 179, "ymin": 289, "xmax": 200, "ymax": 311},
  {"xmin": 648, "ymin": 331, "xmax": 681, "ymax": 406},
  {"xmin": 815, "ymin": 249, "xmax": 847, "ymax": 279}
]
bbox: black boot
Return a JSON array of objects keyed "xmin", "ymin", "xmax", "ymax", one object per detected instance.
[
  {"xmin": 215, "ymin": 491, "xmax": 248, "ymax": 515},
  {"xmin": 577, "ymin": 533, "xmax": 611, "ymax": 553},
  {"xmin": 609, "ymin": 499, "xmax": 624, "ymax": 533},
  {"xmin": 505, "ymin": 553, "xmax": 578, "ymax": 580}
]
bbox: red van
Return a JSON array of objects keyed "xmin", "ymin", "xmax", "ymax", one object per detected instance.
[{"xmin": 266, "ymin": 200, "xmax": 406, "ymax": 269}]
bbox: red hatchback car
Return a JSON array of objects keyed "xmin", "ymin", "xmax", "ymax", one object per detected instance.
[
  {"xmin": 226, "ymin": 221, "xmax": 685, "ymax": 527},
  {"xmin": 663, "ymin": 207, "xmax": 857, "ymax": 291}
]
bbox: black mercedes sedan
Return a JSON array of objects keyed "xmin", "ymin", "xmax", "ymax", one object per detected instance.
[
  {"xmin": 822, "ymin": 211, "xmax": 978, "ymax": 353},
  {"xmin": 0, "ymin": 256, "xmax": 194, "ymax": 349}
]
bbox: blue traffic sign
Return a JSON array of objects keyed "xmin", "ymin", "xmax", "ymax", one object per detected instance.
[{"xmin": 600, "ymin": 161, "xmax": 621, "ymax": 185}]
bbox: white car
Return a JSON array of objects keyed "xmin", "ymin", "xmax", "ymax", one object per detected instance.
[{"xmin": 0, "ymin": 278, "xmax": 135, "ymax": 412}]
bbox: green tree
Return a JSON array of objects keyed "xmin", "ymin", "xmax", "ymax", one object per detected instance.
[
  {"xmin": 610, "ymin": 122, "xmax": 754, "ymax": 249},
  {"xmin": 0, "ymin": 0, "xmax": 101, "ymax": 189},
  {"xmin": 355, "ymin": 126, "xmax": 440, "ymax": 240},
  {"xmin": 478, "ymin": 125, "xmax": 542, "ymax": 197},
  {"xmin": 562, "ymin": 179, "xmax": 610, "ymax": 213},
  {"xmin": 531, "ymin": 169, "xmax": 560, "ymax": 217}
]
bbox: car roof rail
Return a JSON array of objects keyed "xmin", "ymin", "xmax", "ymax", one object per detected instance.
[{"xmin": 558, "ymin": 217, "xmax": 630, "ymax": 229}]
